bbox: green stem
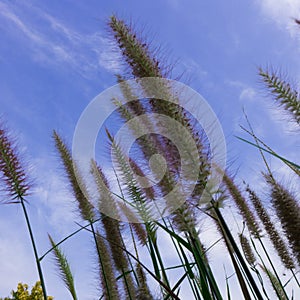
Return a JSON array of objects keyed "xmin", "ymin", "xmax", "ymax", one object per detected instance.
[
  {"xmin": 257, "ymin": 237, "xmax": 289, "ymax": 298},
  {"xmin": 121, "ymin": 267, "xmax": 134, "ymax": 300},
  {"xmin": 188, "ymin": 232, "xmax": 220, "ymax": 300},
  {"xmin": 20, "ymin": 197, "xmax": 47, "ymax": 299},
  {"xmin": 126, "ymin": 224, "xmax": 139, "ymax": 285},
  {"xmin": 167, "ymin": 220, "xmax": 201, "ymax": 299},
  {"xmin": 39, "ymin": 218, "xmax": 101, "ymax": 261},
  {"xmin": 79, "ymin": 223, "xmax": 181, "ymax": 300},
  {"xmin": 291, "ymin": 269, "xmax": 300, "ymax": 288},
  {"xmin": 220, "ymin": 226, "xmax": 252, "ymax": 300},
  {"xmin": 152, "ymin": 237, "xmax": 171, "ymax": 289},
  {"xmin": 212, "ymin": 200, "xmax": 264, "ymax": 300}
]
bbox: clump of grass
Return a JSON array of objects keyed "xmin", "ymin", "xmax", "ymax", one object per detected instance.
[{"xmin": 3, "ymin": 14, "xmax": 300, "ymax": 300}]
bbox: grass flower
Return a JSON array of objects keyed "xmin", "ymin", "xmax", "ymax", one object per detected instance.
[
  {"xmin": 48, "ymin": 234, "xmax": 77, "ymax": 300},
  {"xmin": 0, "ymin": 126, "xmax": 31, "ymax": 201},
  {"xmin": 264, "ymin": 173, "xmax": 300, "ymax": 267},
  {"xmin": 0, "ymin": 124, "xmax": 47, "ymax": 299},
  {"xmin": 223, "ymin": 173, "xmax": 261, "ymax": 237},
  {"xmin": 259, "ymin": 68, "xmax": 300, "ymax": 125},
  {"xmin": 246, "ymin": 186, "xmax": 295, "ymax": 269},
  {"xmin": 53, "ymin": 130, "xmax": 95, "ymax": 222}
]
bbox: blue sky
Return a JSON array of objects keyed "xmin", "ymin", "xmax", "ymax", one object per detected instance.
[{"xmin": 0, "ymin": 0, "xmax": 300, "ymax": 299}]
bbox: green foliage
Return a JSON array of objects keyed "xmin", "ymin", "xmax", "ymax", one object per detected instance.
[{"xmin": 0, "ymin": 282, "xmax": 53, "ymax": 300}]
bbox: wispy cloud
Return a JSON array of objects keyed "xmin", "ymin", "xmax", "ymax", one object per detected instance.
[
  {"xmin": 239, "ymin": 87, "xmax": 256, "ymax": 101},
  {"xmin": 258, "ymin": 0, "xmax": 300, "ymax": 36},
  {"xmin": 0, "ymin": 2, "xmax": 123, "ymax": 78}
]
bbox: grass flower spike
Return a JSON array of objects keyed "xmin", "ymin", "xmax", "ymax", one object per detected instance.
[{"xmin": 0, "ymin": 126, "xmax": 30, "ymax": 201}]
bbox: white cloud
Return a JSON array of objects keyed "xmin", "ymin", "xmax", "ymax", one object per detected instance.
[
  {"xmin": 258, "ymin": 0, "xmax": 300, "ymax": 36},
  {"xmin": 0, "ymin": 2, "xmax": 123, "ymax": 78},
  {"xmin": 239, "ymin": 87, "xmax": 256, "ymax": 101}
]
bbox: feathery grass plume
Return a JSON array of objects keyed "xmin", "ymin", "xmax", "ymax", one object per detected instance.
[
  {"xmin": 223, "ymin": 173, "xmax": 261, "ymax": 237},
  {"xmin": 239, "ymin": 234, "xmax": 256, "ymax": 267},
  {"xmin": 109, "ymin": 15, "xmax": 188, "ymax": 146},
  {"xmin": 53, "ymin": 130, "xmax": 95, "ymax": 221},
  {"xmin": 116, "ymin": 74, "xmax": 146, "ymax": 116},
  {"xmin": 114, "ymin": 75, "xmax": 165, "ymax": 176},
  {"xmin": 0, "ymin": 124, "xmax": 48, "ymax": 299},
  {"xmin": 95, "ymin": 233, "xmax": 121, "ymax": 300},
  {"xmin": 135, "ymin": 263, "xmax": 153, "ymax": 300},
  {"xmin": 48, "ymin": 234, "xmax": 78, "ymax": 300},
  {"xmin": 106, "ymin": 131, "xmax": 159, "ymax": 281},
  {"xmin": 246, "ymin": 186, "xmax": 295, "ymax": 269},
  {"xmin": 109, "ymin": 16, "xmax": 165, "ymax": 78},
  {"xmin": 118, "ymin": 202, "xmax": 148, "ymax": 246},
  {"xmin": 259, "ymin": 67, "xmax": 300, "ymax": 125},
  {"xmin": 0, "ymin": 126, "xmax": 31, "ymax": 201},
  {"xmin": 90, "ymin": 159, "xmax": 121, "ymax": 221},
  {"xmin": 264, "ymin": 173, "xmax": 300, "ymax": 266},
  {"xmin": 109, "ymin": 16, "xmax": 210, "ymax": 184},
  {"xmin": 112, "ymin": 79, "xmax": 165, "ymax": 189},
  {"xmin": 105, "ymin": 132, "xmax": 174, "ymax": 291},
  {"xmin": 171, "ymin": 202, "xmax": 198, "ymax": 235},
  {"xmin": 106, "ymin": 129, "xmax": 154, "ymax": 223},
  {"xmin": 115, "ymin": 78, "xmax": 180, "ymax": 201},
  {"xmin": 110, "ymin": 18, "xmax": 180, "ymax": 127},
  {"xmin": 128, "ymin": 158, "xmax": 156, "ymax": 202},
  {"xmin": 91, "ymin": 161, "xmax": 137, "ymax": 299},
  {"xmin": 109, "ymin": 17, "xmax": 211, "ymax": 235},
  {"xmin": 53, "ymin": 133, "xmax": 123, "ymax": 297}
]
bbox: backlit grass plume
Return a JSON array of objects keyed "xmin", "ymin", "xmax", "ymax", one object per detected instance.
[
  {"xmin": 109, "ymin": 15, "xmax": 165, "ymax": 78},
  {"xmin": 239, "ymin": 233, "xmax": 256, "ymax": 267},
  {"xmin": 96, "ymin": 233, "xmax": 121, "ymax": 300},
  {"xmin": 53, "ymin": 130, "xmax": 95, "ymax": 222},
  {"xmin": 0, "ymin": 126, "xmax": 30, "ymax": 200},
  {"xmin": 259, "ymin": 68, "xmax": 300, "ymax": 125},
  {"xmin": 91, "ymin": 160, "xmax": 138, "ymax": 299},
  {"xmin": 0, "ymin": 124, "xmax": 48, "ymax": 299},
  {"xmin": 223, "ymin": 173, "xmax": 261, "ymax": 237},
  {"xmin": 264, "ymin": 173, "xmax": 300, "ymax": 267},
  {"xmin": 246, "ymin": 186, "xmax": 295, "ymax": 269}
]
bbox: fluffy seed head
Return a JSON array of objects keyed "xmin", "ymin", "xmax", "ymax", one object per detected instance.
[{"xmin": 0, "ymin": 126, "xmax": 31, "ymax": 201}]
